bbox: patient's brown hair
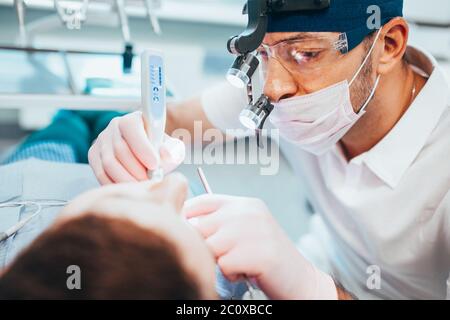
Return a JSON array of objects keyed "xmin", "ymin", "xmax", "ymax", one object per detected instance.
[{"xmin": 0, "ymin": 214, "xmax": 200, "ymax": 300}]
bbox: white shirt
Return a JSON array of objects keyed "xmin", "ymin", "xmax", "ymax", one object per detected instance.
[{"xmin": 201, "ymin": 46, "xmax": 450, "ymax": 300}]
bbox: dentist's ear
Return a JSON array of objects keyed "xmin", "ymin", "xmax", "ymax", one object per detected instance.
[{"xmin": 376, "ymin": 17, "xmax": 409, "ymax": 75}]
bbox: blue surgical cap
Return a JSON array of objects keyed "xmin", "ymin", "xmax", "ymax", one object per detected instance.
[{"xmin": 267, "ymin": 0, "xmax": 404, "ymax": 51}]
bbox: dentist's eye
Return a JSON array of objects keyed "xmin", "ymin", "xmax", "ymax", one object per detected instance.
[
  {"xmin": 291, "ymin": 50, "xmax": 321, "ymax": 64},
  {"xmin": 256, "ymin": 49, "xmax": 269, "ymax": 62}
]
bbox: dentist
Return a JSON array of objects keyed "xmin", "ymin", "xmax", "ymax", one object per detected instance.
[{"xmin": 89, "ymin": 0, "xmax": 450, "ymax": 300}]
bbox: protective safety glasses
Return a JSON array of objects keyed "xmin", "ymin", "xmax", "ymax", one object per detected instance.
[{"xmin": 257, "ymin": 32, "xmax": 349, "ymax": 75}]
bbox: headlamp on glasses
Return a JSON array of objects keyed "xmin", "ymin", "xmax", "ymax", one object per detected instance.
[{"xmin": 226, "ymin": 0, "xmax": 331, "ymax": 132}]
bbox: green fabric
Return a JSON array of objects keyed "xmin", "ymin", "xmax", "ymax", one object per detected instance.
[
  {"xmin": 20, "ymin": 110, "xmax": 128, "ymax": 164},
  {"xmin": 22, "ymin": 110, "xmax": 91, "ymax": 163},
  {"xmin": 72, "ymin": 110, "xmax": 127, "ymax": 143}
]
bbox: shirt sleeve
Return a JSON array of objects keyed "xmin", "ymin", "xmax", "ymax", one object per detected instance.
[
  {"xmin": 441, "ymin": 191, "xmax": 450, "ymax": 298},
  {"xmin": 446, "ymin": 194, "xmax": 450, "ymax": 299},
  {"xmin": 444, "ymin": 191, "xmax": 450, "ymax": 253},
  {"xmin": 200, "ymin": 81, "xmax": 248, "ymax": 133}
]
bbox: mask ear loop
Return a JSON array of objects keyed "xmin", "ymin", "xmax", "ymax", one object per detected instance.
[
  {"xmin": 348, "ymin": 28, "xmax": 383, "ymax": 114},
  {"xmin": 358, "ymin": 74, "xmax": 381, "ymax": 114},
  {"xmin": 349, "ymin": 28, "xmax": 383, "ymax": 87}
]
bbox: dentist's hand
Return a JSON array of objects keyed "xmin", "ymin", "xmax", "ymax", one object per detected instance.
[
  {"xmin": 89, "ymin": 111, "xmax": 185, "ymax": 185},
  {"xmin": 183, "ymin": 195, "xmax": 338, "ymax": 300}
]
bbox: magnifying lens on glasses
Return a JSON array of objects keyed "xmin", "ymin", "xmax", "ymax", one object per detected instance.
[
  {"xmin": 239, "ymin": 95, "xmax": 273, "ymax": 131},
  {"xmin": 226, "ymin": 51, "xmax": 274, "ymax": 134},
  {"xmin": 226, "ymin": 53, "xmax": 259, "ymax": 89},
  {"xmin": 225, "ymin": 0, "xmax": 331, "ymax": 132}
]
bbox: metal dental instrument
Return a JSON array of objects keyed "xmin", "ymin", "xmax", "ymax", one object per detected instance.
[
  {"xmin": 0, "ymin": 200, "xmax": 68, "ymax": 242},
  {"xmin": 197, "ymin": 167, "xmax": 212, "ymax": 194},
  {"xmin": 145, "ymin": 0, "xmax": 162, "ymax": 35},
  {"xmin": 196, "ymin": 167, "xmax": 266, "ymax": 300},
  {"xmin": 141, "ymin": 50, "xmax": 167, "ymax": 182}
]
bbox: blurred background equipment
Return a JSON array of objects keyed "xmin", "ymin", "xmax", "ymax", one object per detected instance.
[
  {"xmin": 54, "ymin": 0, "xmax": 89, "ymax": 30},
  {"xmin": 1, "ymin": 0, "xmax": 165, "ymax": 115},
  {"xmin": 0, "ymin": 0, "xmax": 447, "ymax": 119}
]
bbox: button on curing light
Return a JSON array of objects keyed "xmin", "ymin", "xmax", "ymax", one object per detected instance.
[
  {"xmin": 226, "ymin": 53, "xmax": 260, "ymax": 89},
  {"xmin": 239, "ymin": 95, "xmax": 274, "ymax": 130}
]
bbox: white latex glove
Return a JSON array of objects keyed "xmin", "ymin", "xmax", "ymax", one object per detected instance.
[
  {"xmin": 183, "ymin": 194, "xmax": 338, "ymax": 300},
  {"xmin": 88, "ymin": 111, "xmax": 185, "ymax": 185}
]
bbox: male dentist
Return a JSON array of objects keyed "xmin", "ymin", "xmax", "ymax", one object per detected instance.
[{"xmin": 89, "ymin": 0, "xmax": 450, "ymax": 300}]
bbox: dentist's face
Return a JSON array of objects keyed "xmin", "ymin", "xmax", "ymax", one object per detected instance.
[{"xmin": 261, "ymin": 32, "xmax": 379, "ymax": 112}]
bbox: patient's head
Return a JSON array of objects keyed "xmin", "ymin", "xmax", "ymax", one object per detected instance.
[{"xmin": 0, "ymin": 174, "xmax": 217, "ymax": 300}]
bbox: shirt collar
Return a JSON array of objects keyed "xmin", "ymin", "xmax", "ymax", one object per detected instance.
[{"xmin": 360, "ymin": 46, "xmax": 450, "ymax": 188}]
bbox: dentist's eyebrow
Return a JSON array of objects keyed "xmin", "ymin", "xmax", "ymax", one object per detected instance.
[
  {"xmin": 263, "ymin": 33, "xmax": 318, "ymax": 46},
  {"xmin": 263, "ymin": 32, "xmax": 338, "ymax": 47}
]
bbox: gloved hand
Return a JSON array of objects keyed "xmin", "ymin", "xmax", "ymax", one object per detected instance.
[
  {"xmin": 88, "ymin": 111, "xmax": 185, "ymax": 184},
  {"xmin": 183, "ymin": 194, "xmax": 338, "ymax": 300}
]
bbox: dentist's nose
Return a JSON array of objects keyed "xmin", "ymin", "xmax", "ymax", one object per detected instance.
[{"xmin": 263, "ymin": 59, "xmax": 298, "ymax": 103}]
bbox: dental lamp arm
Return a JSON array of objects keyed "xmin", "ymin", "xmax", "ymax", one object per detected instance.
[
  {"xmin": 115, "ymin": 0, "xmax": 133, "ymax": 73},
  {"xmin": 145, "ymin": 0, "xmax": 162, "ymax": 35},
  {"xmin": 116, "ymin": 0, "xmax": 131, "ymax": 43},
  {"xmin": 14, "ymin": 0, "xmax": 27, "ymax": 47}
]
